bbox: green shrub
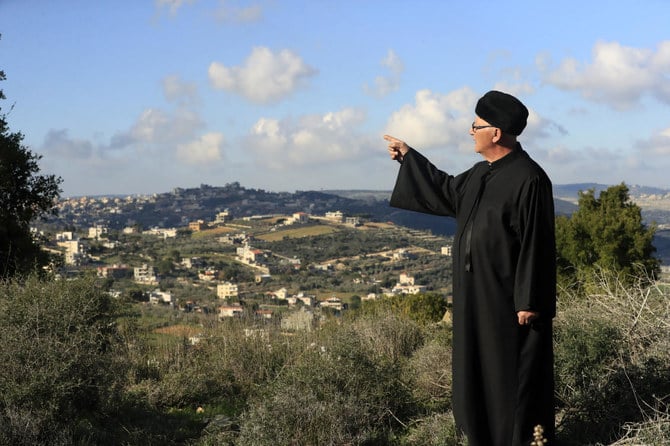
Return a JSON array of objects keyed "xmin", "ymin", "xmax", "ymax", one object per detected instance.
[
  {"xmin": 404, "ymin": 328, "xmax": 452, "ymax": 413},
  {"xmin": 0, "ymin": 276, "xmax": 124, "ymax": 445},
  {"xmin": 399, "ymin": 412, "xmax": 463, "ymax": 446},
  {"xmin": 234, "ymin": 321, "xmax": 414, "ymax": 446},
  {"xmin": 554, "ymin": 271, "xmax": 670, "ymax": 445},
  {"xmin": 126, "ymin": 317, "xmax": 299, "ymax": 412}
]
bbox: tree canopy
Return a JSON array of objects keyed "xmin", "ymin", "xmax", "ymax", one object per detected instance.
[
  {"xmin": 555, "ymin": 183, "xmax": 660, "ymax": 287},
  {"xmin": 1, "ymin": 68, "xmax": 62, "ymax": 277}
]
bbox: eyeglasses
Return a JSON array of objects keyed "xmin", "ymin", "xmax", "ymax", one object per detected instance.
[{"xmin": 471, "ymin": 122, "xmax": 496, "ymax": 132}]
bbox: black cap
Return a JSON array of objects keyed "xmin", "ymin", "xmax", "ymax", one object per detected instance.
[{"xmin": 475, "ymin": 90, "xmax": 529, "ymax": 136}]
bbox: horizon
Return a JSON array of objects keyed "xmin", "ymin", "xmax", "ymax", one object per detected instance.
[
  {"xmin": 2, "ymin": 1, "xmax": 670, "ymax": 197},
  {"xmin": 55, "ymin": 180, "xmax": 670, "ymax": 200}
]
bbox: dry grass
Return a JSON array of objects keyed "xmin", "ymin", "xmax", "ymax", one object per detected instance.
[{"xmin": 255, "ymin": 224, "xmax": 337, "ymax": 241}]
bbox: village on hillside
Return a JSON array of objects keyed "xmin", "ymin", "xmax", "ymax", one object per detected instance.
[{"xmin": 34, "ymin": 203, "xmax": 455, "ymax": 332}]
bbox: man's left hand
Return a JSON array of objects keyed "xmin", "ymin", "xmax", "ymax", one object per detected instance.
[{"xmin": 517, "ymin": 310, "xmax": 539, "ymax": 326}]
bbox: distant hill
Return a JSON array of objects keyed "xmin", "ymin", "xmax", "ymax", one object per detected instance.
[{"xmin": 46, "ymin": 182, "xmax": 670, "ymax": 263}]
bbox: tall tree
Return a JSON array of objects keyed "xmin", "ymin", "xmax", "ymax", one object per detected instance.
[
  {"xmin": 1, "ymin": 68, "xmax": 62, "ymax": 277},
  {"xmin": 555, "ymin": 183, "xmax": 660, "ymax": 287}
]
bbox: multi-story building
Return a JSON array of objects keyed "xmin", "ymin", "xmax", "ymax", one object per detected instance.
[{"xmin": 217, "ymin": 282, "xmax": 239, "ymax": 299}]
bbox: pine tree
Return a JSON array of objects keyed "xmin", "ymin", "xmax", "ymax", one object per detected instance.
[{"xmin": 556, "ymin": 183, "xmax": 660, "ymax": 287}]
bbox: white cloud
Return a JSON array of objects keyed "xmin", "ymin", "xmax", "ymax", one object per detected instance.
[
  {"xmin": 177, "ymin": 132, "xmax": 226, "ymax": 165},
  {"xmin": 540, "ymin": 40, "xmax": 670, "ymax": 109},
  {"xmin": 365, "ymin": 49, "xmax": 404, "ymax": 98},
  {"xmin": 208, "ymin": 47, "xmax": 317, "ymax": 103},
  {"xmin": 384, "ymin": 87, "xmax": 478, "ymax": 151},
  {"xmin": 635, "ymin": 126, "xmax": 670, "ymax": 155},
  {"xmin": 246, "ymin": 108, "xmax": 367, "ymax": 169},
  {"xmin": 110, "ymin": 107, "xmax": 204, "ymax": 149},
  {"xmin": 163, "ymin": 75, "xmax": 199, "ymax": 105},
  {"xmin": 213, "ymin": 0, "xmax": 263, "ymax": 23},
  {"xmin": 155, "ymin": 0, "xmax": 195, "ymax": 16}
]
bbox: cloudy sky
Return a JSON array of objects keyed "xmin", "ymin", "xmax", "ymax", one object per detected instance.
[{"xmin": 2, "ymin": 0, "xmax": 670, "ymax": 197}]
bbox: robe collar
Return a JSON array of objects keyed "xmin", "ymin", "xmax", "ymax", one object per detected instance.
[{"xmin": 487, "ymin": 142, "xmax": 525, "ymax": 171}]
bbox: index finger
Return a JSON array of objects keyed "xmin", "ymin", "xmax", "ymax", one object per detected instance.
[{"xmin": 383, "ymin": 134, "xmax": 400, "ymax": 143}]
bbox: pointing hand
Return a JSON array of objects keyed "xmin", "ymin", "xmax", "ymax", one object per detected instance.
[{"xmin": 384, "ymin": 134, "xmax": 409, "ymax": 162}]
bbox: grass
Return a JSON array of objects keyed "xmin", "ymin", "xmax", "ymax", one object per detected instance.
[{"xmin": 255, "ymin": 224, "xmax": 338, "ymax": 241}]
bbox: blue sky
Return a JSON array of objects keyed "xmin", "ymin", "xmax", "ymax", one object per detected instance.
[{"xmin": 2, "ymin": 0, "xmax": 670, "ymax": 197}]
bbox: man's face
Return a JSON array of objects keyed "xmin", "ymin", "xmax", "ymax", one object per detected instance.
[{"xmin": 470, "ymin": 117, "xmax": 497, "ymax": 155}]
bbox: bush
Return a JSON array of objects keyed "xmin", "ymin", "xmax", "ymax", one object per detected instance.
[
  {"xmin": 0, "ymin": 276, "xmax": 124, "ymax": 445},
  {"xmin": 554, "ymin": 270, "xmax": 670, "ymax": 445},
  {"xmin": 404, "ymin": 328, "xmax": 452, "ymax": 413},
  {"xmin": 400, "ymin": 412, "xmax": 463, "ymax": 446},
  {"xmin": 126, "ymin": 317, "xmax": 296, "ymax": 411},
  {"xmin": 234, "ymin": 320, "xmax": 414, "ymax": 445}
]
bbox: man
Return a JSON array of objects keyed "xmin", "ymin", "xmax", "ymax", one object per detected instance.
[{"xmin": 385, "ymin": 90, "xmax": 556, "ymax": 445}]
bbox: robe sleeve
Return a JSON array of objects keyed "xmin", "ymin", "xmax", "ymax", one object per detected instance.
[
  {"xmin": 513, "ymin": 175, "xmax": 557, "ymax": 318},
  {"xmin": 389, "ymin": 148, "xmax": 460, "ymax": 217}
]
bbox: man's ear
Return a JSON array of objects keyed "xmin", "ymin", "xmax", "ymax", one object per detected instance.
[{"xmin": 491, "ymin": 128, "xmax": 502, "ymax": 144}]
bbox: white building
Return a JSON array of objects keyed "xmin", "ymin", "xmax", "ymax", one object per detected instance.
[
  {"xmin": 219, "ymin": 304, "xmax": 244, "ymax": 318},
  {"xmin": 88, "ymin": 225, "xmax": 108, "ymax": 239},
  {"xmin": 134, "ymin": 264, "xmax": 157, "ymax": 284},
  {"xmin": 287, "ymin": 292, "xmax": 315, "ymax": 307},
  {"xmin": 148, "ymin": 289, "xmax": 173, "ymax": 305},
  {"xmin": 57, "ymin": 239, "xmax": 87, "ymax": 265},
  {"xmin": 217, "ymin": 282, "xmax": 239, "ymax": 299},
  {"xmin": 319, "ymin": 297, "xmax": 344, "ymax": 311},
  {"xmin": 288, "ymin": 212, "xmax": 309, "ymax": 224},
  {"xmin": 55, "ymin": 231, "xmax": 75, "ymax": 242},
  {"xmin": 325, "ymin": 211, "xmax": 344, "ymax": 222}
]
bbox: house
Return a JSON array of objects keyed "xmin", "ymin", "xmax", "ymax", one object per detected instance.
[
  {"xmin": 57, "ymin": 239, "xmax": 87, "ymax": 265},
  {"xmin": 217, "ymin": 282, "xmax": 239, "ymax": 299},
  {"xmin": 219, "ymin": 304, "xmax": 244, "ymax": 318},
  {"xmin": 399, "ymin": 272, "xmax": 415, "ymax": 285},
  {"xmin": 55, "ymin": 231, "xmax": 75, "ymax": 241},
  {"xmin": 255, "ymin": 273, "xmax": 272, "ymax": 283},
  {"xmin": 134, "ymin": 264, "xmax": 157, "ymax": 284},
  {"xmin": 88, "ymin": 225, "xmax": 108, "ymax": 239},
  {"xmin": 325, "ymin": 211, "xmax": 344, "ymax": 222},
  {"xmin": 255, "ymin": 309, "xmax": 273, "ymax": 320},
  {"xmin": 389, "ymin": 273, "xmax": 427, "ymax": 295},
  {"xmin": 145, "ymin": 227, "xmax": 178, "ymax": 238},
  {"xmin": 214, "ymin": 209, "xmax": 230, "ymax": 225},
  {"xmin": 97, "ymin": 264, "xmax": 131, "ymax": 279},
  {"xmin": 319, "ymin": 297, "xmax": 345, "ymax": 311},
  {"xmin": 345, "ymin": 216, "xmax": 361, "ymax": 227},
  {"xmin": 189, "ymin": 220, "xmax": 207, "ymax": 232},
  {"xmin": 287, "ymin": 292, "xmax": 315, "ymax": 307},
  {"xmin": 199, "ymin": 269, "xmax": 219, "ymax": 282},
  {"xmin": 289, "ymin": 212, "xmax": 309, "ymax": 224},
  {"xmin": 237, "ymin": 244, "xmax": 268, "ymax": 265},
  {"xmin": 181, "ymin": 257, "xmax": 204, "ymax": 269},
  {"xmin": 148, "ymin": 289, "xmax": 173, "ymax": 305}
]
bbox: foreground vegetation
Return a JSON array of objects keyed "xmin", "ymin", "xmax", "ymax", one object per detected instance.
[{"xmin": 0, "ymin": 271, "xmax": 668, "ymax": 445}]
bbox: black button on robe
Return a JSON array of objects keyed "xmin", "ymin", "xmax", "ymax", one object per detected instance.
[{"xmin": 390, "ymin": 145, "xmax": 556, "ymax": 446}]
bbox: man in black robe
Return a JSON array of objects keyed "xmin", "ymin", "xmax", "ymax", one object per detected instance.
[{"xmin": 385, "ymin": 90, "xmax": 556, "ymax": 445}]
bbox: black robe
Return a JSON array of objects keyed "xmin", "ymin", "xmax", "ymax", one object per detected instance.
[{"xmin": 390, "ymin": 145, "xmax": 556, "ymax": 446}]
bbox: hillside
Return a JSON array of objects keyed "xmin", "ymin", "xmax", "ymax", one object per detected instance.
[{"xmin": 44, "ymin": 181, "xmax": 670, "ymax": 263}]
